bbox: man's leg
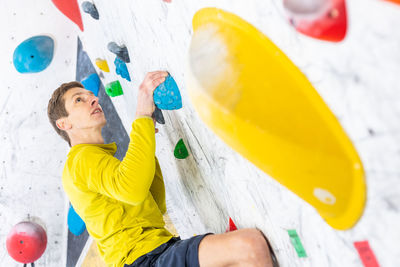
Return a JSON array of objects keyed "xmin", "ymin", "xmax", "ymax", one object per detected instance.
[{"xmin": 198, "ymin": 228, "xmax": 274, "ymax": 267}]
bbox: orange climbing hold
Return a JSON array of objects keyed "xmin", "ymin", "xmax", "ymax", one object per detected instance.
[
  {"xmin": 385, "ymin": 0, "xmax": 400, "ymax": 4},
  {"xmin": 51, "ymin": 0, "xmax": 84, "ymax": 31},
  {"xmin": 95, "ymin": 59, "xmax": 110, "ymax": 72}
]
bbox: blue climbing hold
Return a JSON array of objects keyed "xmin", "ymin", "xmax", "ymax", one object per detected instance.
[
  {"xmin": 81, "ymin": 73, "xmax": 101, "ymax": 96},
  {"xmin": 114, "ymin": 57, "xmax": 131, "ymax": 82},
  {"xmin": 13, "ymin": 36, "xmax": 54, "ymax": 73},
  {"xmin": 67, "ymin": 205, "xmax": 86, "ymax": 236},
  {"xmin": 153, "ymin": 74, "xmax": 182, "ymax": 110}
]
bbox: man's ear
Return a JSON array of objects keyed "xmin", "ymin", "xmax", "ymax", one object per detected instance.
[{"xmin": 56, "ymin": 117, "xmax": 72, "ymax": 131}]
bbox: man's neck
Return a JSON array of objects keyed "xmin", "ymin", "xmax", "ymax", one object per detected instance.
[{"xmin": 69, "ymin": 128, "xmax": 104, "ymax": 147}]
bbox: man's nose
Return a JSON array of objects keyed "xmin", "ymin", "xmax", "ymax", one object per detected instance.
[{"xmin": 90, "ymin": 96, "xmax": 99, "ymax": 106}]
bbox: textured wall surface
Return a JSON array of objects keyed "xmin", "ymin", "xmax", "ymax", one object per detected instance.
[
  {"xmin": 78, "ymin": 0, "xmax": 400, "ymax": 266},
  {"xmin": 0, "ymin": 0, "xmax": 399, "ymax": 266},
  {"xmin": 0, "ymin": 1, "xmax": 79, "ymax": 266}
]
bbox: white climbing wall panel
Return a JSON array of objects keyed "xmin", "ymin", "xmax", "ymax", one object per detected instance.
[
  {"xmin": 0, "ymin": 0, "xmax": 399, "ymax": 266},
  {"xmin": 0, "ymin": 1, "xmax": 79, "ymax": 266},
  {"xmin": 78, "ymin": 0, "xmax": 400, "ymax": 266}
]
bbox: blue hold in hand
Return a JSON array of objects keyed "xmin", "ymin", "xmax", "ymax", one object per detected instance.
[
  {"xmin": 81, "ymin": 73, "xmax": 101, "ymax": 96},
  {"xmin": 13, "ymin": 35, "xmax": 54, "ymax": 73},
  {"xmin": 67, "ymin": 205, "xmax": 86, "ymax": 236},
  {"xmin": 114, "ymin": 57, "xmax": 131, "ymax": 82},
  {"xmin": 153, "ymin": 74, "xmax": 182, "ymax": 110}
]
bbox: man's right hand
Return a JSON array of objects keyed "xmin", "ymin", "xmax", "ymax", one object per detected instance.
[{"xmin": 135, "ymin": 71, "xmax": 168, "ymax": 119}]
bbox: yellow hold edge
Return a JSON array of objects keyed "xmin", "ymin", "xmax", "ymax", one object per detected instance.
[{"xmin": 95, "ymin": 58, "xmax": 110, "ymax": 72}]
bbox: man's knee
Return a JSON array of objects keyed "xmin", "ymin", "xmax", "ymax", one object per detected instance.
[
  {"xmin": 236, "ymin": 229, "xmax": 268, "ymax": 249},
  {"xmin": 233, "ymin": 229, "xmax": 271, "ymax": 264}
]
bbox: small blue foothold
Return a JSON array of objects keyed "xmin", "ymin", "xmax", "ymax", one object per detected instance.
[
  {"xmin": 13, "ymin": 36, "xmax": 54, "ymax": 73},
  {"xmin": 153, "ymin": 74, "xmax": 182, "ymax": 110},
  {"xmin": 81, "ymin": 73, "xmax": 101, "ymax": 96},
  {"xmin": 114, "ymin": 57, "xmax": 131, "ymax": 82},
  {"xmin": 67, "ymin": 205, "xmax": 86, "ymax": 236}
]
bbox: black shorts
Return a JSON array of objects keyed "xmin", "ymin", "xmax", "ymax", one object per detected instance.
[{"xmin": 125, "ymin": 234, "xmax": 212, "ymax": 267}]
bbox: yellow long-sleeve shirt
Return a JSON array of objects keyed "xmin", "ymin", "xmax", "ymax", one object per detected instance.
[{"xmin": 62, "ymin": 117, "xmax": 173, "ymax": 267}]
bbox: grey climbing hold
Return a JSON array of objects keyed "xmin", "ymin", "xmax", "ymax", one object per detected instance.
[
  {"xmin": 107, "ymin": 42, "xmax": 130, "ymax": 63},
  {"xmin": 152, "ymin": 106, "xmax": 165, "ymax": 125},
  {"xmin": 81, "ymin": 2, "xmax": 99, "ymax": 20}
]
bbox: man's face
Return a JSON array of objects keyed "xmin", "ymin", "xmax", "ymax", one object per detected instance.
[{"xmin": 63, "ymin": 87, "xmax": 106, "ymax": 131}]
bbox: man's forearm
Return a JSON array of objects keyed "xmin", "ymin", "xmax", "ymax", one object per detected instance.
[{"xmin": 116, "ymin": 117, "xmax": 156, "ymax": 204}]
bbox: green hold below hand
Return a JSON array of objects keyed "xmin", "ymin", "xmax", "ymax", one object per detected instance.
[
  {"xmin": 105, "ymin": 80, "xmax": 123, "ymax": 97},
  {"xmin": 174, "ymin": 139, "xmax": 189, "ymax": 159}
]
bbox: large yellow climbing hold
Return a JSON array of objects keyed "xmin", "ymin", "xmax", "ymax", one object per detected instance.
[
  {"xmin": 95, "ymin": 58, "xmax": 110, "ymax": 72},
  {"xmin": 186, "ymin": 7, "xmax": 366, "ymax": 230}
]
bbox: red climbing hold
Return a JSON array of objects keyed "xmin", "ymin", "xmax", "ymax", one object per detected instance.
[
  {"xmin": 226, "ymin": 217, "xmax": 238, "ymax": 232},
  {"xmin": 284, "ymin": 0, "xmax": 347, "ymax": 42},
  {"xmin": 6, "ymin": 221, "xmax": 47, "ymax": 264},
  {"xmin": 52, "ymin": 0, "xmax": 84, "ymax": 31},
  {"xmin": 353, "ymin": 241, "xmax": 380, "ymax": 267}
]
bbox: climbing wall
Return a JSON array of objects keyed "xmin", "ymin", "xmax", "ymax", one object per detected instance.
[
  {"xmin": 0, "ymin": 0, "xmax": 399, "ymax": 266},
  {"xmin": 0, "ymin": 0, "xmax": 80, "ymax": 266},
  {"xmin": 77, "ymin": 0, "xmax": 400, "ymax": 266}
]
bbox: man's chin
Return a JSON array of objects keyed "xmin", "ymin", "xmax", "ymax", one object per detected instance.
[{"xmin": 92, "ymin": 117, "xmax": 107, "ymax": 128}]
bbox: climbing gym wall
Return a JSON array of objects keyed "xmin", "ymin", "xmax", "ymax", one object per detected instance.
[
  {"xmin": 0, "ymin": 1, "xmax": 80, "ymax": 266},
  {"xmin": 76, "ymin": 0, "xmax": 400, "ymax": 266},
  {"xmin": 0, "ymin": 0, "xmax": 399, "ymax": 267}
]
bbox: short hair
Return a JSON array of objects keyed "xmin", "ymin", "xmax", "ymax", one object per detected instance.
[{"xmin": 47, "ymin": 82, "xmax": 84, "ymax": 146}]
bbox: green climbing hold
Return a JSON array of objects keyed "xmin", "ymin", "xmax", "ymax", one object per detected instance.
[
  {"xmin": 174, "ymin": 139, "xmax": 189, "ymax": 159},
  {"xmin": 287, "ymin": 230, "xmax": 307, "ymax": 258},
  {"xmin": 105, "ymin": 80, "xmax": 123, "ymax": 97}
]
